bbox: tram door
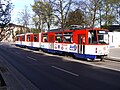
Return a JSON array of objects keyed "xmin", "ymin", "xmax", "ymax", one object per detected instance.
[
  {"xmin": 78, "ymin": 34, "xmax": 85, "ymax": 54},
  {"xmin": 49, "ymin": 35, "xmax": 54, "ymax": 50}
]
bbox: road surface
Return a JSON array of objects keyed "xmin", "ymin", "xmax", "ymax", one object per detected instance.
[{"xmin": 0, "ymin": 43, "xmax": 120, "ymax": 90}]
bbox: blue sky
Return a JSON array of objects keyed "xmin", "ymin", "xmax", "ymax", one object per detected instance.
[{"xmin": 11, "ymin": 0, "xmax": 34, "ymax": 24}]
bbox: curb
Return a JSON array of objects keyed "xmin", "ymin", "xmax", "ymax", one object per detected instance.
[{"xmin": 105, "ymin": 57, "xmax": 120, "ymax": 62}]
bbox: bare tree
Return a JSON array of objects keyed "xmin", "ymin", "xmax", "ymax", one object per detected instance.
[
  {"xmin": 83, "ymin": 0, "xmax": 103, "ymax": 28},
  {"xmin": 32, "ymin": 0, "xmax": 54, "ymax": 31},
  {"xmin": 52, "ymin": 0, "xmax": 73, "ymax": 29},
  {"xmin": 32, "ymin": 14, "xmax": 38, "ymax": 30},
  {"xmin": 0, "ymin": 0, "xmax": 13, "ymax": 41},
  {"xmin": 32, "ymin": 0, "xmax": 120, "ymax": 30},
  {"xmin": 32, "ymin": 14, "xmax": 42, "ymax": 32},
  {"xmin": 4, "ymin": 23, "xmax": 15, "ymax": 41},
  {"xmin": 111, "ymin": 0, "xmax": 120, "ymax": 25},
  {"xmin": 66, "ymin": 9, "xmax": 85, "ymax": 27},
  {"xmin": 17, "ymin": 5, "xmax": 31, "ymax": 28},
  {"xmin": 76, "ymin": 0, "xmax": 120, "ymax": 27},
  {"xmin": 74, "ymin": 0, "xmax": 90, "ymax": 27},
  {"xmin": 96, "ymin": 0, "xmax": 120, "ymax": 27}
]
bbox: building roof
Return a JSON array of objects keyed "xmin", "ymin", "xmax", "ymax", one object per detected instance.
[{"xmin": 8, "ymin": 23, "xmax": 29, "ymax": 29}]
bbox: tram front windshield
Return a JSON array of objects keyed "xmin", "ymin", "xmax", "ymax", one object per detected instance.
[
  {"xmin": 98, "ymin": 30, "xmax": 109, "ymax": 44},
  {"xmin": 88, "ymin": 30, "xmax": 109, "ymax": 44}
]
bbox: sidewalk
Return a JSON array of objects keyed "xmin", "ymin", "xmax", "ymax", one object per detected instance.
[{"xmin": 105, "ymin": 48, "xmax": 120, "ymax": 62}]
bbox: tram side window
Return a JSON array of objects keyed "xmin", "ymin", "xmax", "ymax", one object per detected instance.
[
  {"xmin": 17, "ymin": 36, "xmax": 20, "ymax": 41},
  {"xmin": 43, "ymin": 37, "xmax": 48, "ymax": 42},
  {"xmin": 22, "ymin": 36, "xmax": 25, "ymax": 41},
  {"xmin": 27, "ymin": 35, "xmax": 30, "ymax": 41},
  {"xmin": 55, "ymin": 34, "xmax": 62, "ymax": 43},
  {"xmin": 98, "ymin": 30, "xmax": 109, "ymax": 44},
  {"xmin": 42, "ymin": 34, "xmax": 48, "ymax": 42},
  {"xmin": 34, "ymin": 35, "xmax": 38, "ymax": 42},
  {"xmin": 88, "ymin": 30, "xmax": 97, "ymax": 44},
  {"xmin": 64, "ymin": 32, "xmax": 72, "ymax": 43}
]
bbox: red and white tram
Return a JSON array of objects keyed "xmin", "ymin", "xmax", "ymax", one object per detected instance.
[
  {"xmin": 15, "ymin": 28, "xmax": 109, "ymax": 61},
  {"xmin": 41, "ymin": 28, "xmax": 109, "ymax": 60}
]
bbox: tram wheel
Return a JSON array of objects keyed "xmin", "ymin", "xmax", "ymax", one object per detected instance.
[
  {"xmin": 91, "ymin": 59, "xmax": 95, "ymax": 61},
  {"xmin": 100, "ymin": 56, "xmax": 104, "ymax": 61}
]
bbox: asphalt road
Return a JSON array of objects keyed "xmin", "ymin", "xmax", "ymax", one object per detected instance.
[{"xmin": 0, "ymin": 44, "xmax": 120, "ymax": 90}]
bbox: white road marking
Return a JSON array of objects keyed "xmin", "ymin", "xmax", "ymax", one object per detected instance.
[
  {"xmin": 27, "ymin": 56, "xmax": 37, "ymax": 61},
  {"xmin": 51, "ymin": 66, "xmax": 79, "ymax": 77}
]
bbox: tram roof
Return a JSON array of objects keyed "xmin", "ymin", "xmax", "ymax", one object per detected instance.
[{"xmin": 46, "ymin": 28, "xmax": 108, "ymax": 33}]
